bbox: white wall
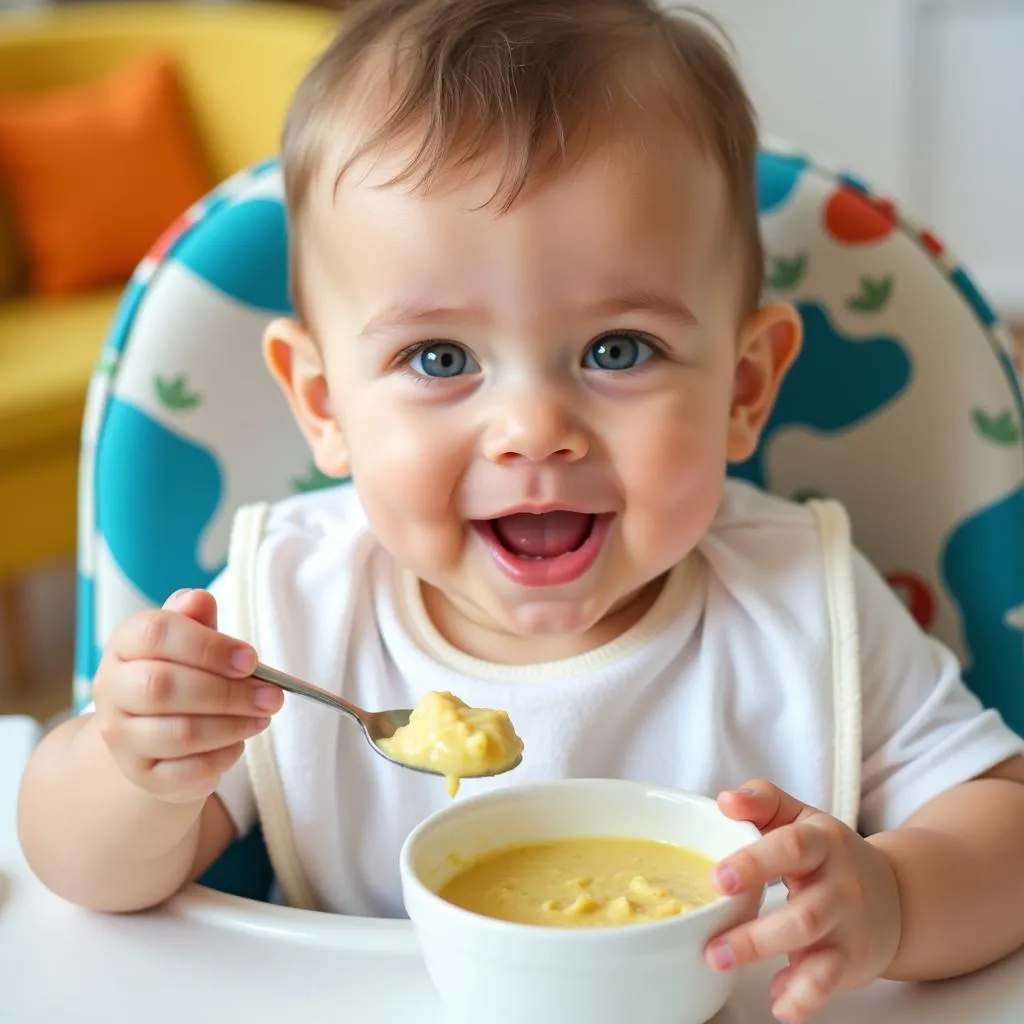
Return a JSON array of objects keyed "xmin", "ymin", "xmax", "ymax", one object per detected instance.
[{"xmin": 682, "ymin": 0, "xmax": 1024, "ymax": 321}]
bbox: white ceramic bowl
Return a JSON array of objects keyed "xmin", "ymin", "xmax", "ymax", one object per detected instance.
[{"xmin": 399, "ymin": 779, "xmax": 763, "ymax": 1024}]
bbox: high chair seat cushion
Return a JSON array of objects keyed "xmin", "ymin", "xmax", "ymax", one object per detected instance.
[
  {"xmin": 751, "ymin": 149, "xmax": 1023, "ymax": 735},
  {"xmin": 75, "ymin": 149, "xmax": 1024, "ymax": 748}
]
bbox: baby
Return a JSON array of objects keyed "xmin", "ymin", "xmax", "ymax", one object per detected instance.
[{"xmin": 19, "ymin": 1, "xmax": 1024, "ymax": 1020}]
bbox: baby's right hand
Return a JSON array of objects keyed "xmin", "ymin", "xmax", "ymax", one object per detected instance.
[{"xmin": 92, "ymin": 588, "xmax": 284, "ymax": 804}]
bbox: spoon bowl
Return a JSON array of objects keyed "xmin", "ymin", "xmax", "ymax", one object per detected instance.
[{"xmin": 251, "ymin": 663, "xmax": 523, "ymax": 780}]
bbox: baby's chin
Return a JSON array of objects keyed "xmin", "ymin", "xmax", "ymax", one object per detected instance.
[
  {"xmin": 488, "ymin": 579, "xmax": 661, "ymax": 644},
  {"xmin": 420, "ymin": 569, "xmax": 665, "ymax": 661},
  {"xmin": 498, "ymin": 597, "xmax": 611, "ymax": 638}
]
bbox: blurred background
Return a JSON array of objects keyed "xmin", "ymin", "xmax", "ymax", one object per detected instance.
[{"xmin": 0, "ymin": 0, "xmax": 1021, "ymax": 723}]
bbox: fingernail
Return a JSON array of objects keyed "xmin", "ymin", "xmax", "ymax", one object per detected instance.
[
  {"xmin": 253, "ymin": 685, "xmax": 280, "ymax": 711},
  {"xmin": 252, "ymin": 717, "xmax": 271, "ymax": 731},
  {"xmin": 231, "ymin": 646, "xmax": 257, "ymax": 672},
  {"xmin": 733, "ymin": 787, "xmax": 756, "ymax": 796},
  {"xmin": 708, "ymin": 940, "xmax": 735, "ymax": 971},
  {"xmin": 715, "ymin": 863, "xmax": 740, "ymax": 893},
  {"xmin": 167, "ymin": 588, "xmax": 191, "ymax": 605}
]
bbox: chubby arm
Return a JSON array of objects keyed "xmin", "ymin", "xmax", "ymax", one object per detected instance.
[
  {"xmin": 17, "ymin": 713, "xmax": 238, "ymax": 912},
  {"xmin": 708, "ymin": 765, "xmax": 1024, "ymax": 1023},
  {"xmin": 17, "ymin": 589, "xmax": 278, "ymax": 913},
  {"xmin": 870, "ymin": 755, "xmax": 1024, "ymax": 980}
]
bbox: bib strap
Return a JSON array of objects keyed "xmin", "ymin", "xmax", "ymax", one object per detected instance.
[
  {"xmin": 229, "ymin": 503, "xmax": 316, "ymax": 910},
  {"xmin": 808, "ymin": 499, "xmax": 862, "ymax": 829}
]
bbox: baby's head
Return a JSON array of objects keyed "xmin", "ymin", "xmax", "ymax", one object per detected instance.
[{"xmin": 265, "ymin": 0, "xmax": 801, "ymax": 660}]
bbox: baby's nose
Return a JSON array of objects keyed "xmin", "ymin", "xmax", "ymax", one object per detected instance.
[{"xmin": 483, "ymin": 393, "xmax": 589, "ymax": 464}]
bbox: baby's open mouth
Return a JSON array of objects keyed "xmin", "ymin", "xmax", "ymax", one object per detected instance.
[
  {"xmin": 490, "ymin": 511, "xmax": 596, "ymax": 560},
  {"xmin": 472, "ymin": 511, "xmax": 613, "ymax": 587}
]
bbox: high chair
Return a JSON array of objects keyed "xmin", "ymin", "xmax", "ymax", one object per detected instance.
[{"xmin": 72, "ymin": 147, "xmax": 1024, "ymax": 901}]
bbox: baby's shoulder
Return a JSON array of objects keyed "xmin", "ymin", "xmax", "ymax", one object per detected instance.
[
  {"xmin": 234, "ymin": 483, "xmax": 377, "ymax": 582},
  {"xmin": 708, "ymin": 478, "xmax": 837, "ymax": 551},
  {"xmin": 700, "ymin": 480, "xmax": 844, "ymax": 593},
  {"xmin": 713, "ymin": 478, "xmax": 825, "ymax": 534},
  {"xmin": 258, "ymin": 482, "xmax": 368, "ymax": 545},
  {"xmin": 216, "ymin": 484, "xmax": 380, "ymax": 660}
]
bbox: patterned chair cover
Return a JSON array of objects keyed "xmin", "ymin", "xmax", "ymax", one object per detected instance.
[{"xmin": 73, "ymin": 147, "xmax": 1024, "ymax": 899}]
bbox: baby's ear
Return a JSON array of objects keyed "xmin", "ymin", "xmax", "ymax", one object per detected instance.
[
  {"xmin": 726, "ymin": 303, "xmax": 803, "ymax": 463},
  {"xmin": 263, "ymin": 317, "xmax": 350, "ymax": 479}
]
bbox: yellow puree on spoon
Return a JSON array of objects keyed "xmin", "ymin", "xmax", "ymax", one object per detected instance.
[{"xmin": 377, "ymin": 691, "xmax": 524, "ymax": 795}]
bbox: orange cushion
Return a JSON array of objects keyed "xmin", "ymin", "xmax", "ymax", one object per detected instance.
[{"xmin": 0, "ymin": 54, "xmax": 214, "ymax": 296}]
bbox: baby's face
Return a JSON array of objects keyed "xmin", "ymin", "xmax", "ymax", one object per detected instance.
[{"xmin": 274, "ymin": 130, "xmax": 798, "ymax": 660}]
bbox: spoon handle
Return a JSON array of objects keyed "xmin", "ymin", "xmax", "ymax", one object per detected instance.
[{"xmin": 252, "ymin": 662, "xmax": 367, "ymax": 725}]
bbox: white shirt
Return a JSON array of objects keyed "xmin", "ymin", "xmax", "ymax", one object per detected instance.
[{"xmin": 213, "ymin": 480, "xmax": 1023, "ymax": 917}]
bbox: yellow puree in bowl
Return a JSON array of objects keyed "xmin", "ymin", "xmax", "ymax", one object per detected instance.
[
  {"xmin": 377, "ymin": 691, "xmax": 524, "ymax": 796},
  {"xmin": 438, "ymin": 837, "xmax": 718, "ymax": 927}
]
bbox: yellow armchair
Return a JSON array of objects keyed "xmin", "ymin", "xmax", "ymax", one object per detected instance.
[{"xmin": 0, "ymin": 2, "xmax": 334, "ymax": 685}]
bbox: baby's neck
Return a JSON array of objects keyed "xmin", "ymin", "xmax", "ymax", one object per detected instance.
[{"xmin": 420, "ymin": 576, "xmax": 666, "ymax": 666}]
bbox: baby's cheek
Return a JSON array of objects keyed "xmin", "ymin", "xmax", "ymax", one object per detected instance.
[
  {"xmin": 349, "ymin": 411, "xmax": 461, "ymax": 506},
  {"xmin": 372, "ymin": 512, "xmax": 465, "ymax": 577},
  {"xmin": 347, "ymin": 437, "xmax": 468, "ymax": 572},
  {"xmin": 621, "ymin": 408, "xmax": 727, "ymax": 502},
  {"xmin": 616, "ymin": 416, "xmax": 727, "ymax": 559},
  {"xmin": 354, "ymin": 456, "xmax": 458, "ymax": 527}
]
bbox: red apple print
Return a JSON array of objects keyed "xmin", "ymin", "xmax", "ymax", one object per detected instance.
[
  {"xmin": 148, "ymin": 210, "xmax": 195, "ymax": 262},
  {"xmin": 886, "ymin": 572, "xmax": 936, "ymax": 631},
  {"xmin": 919, "ymin": 229, "xmax": 945, "ymax": 258},
  {"xmin": 824, "ymin": 187, "xmax": 897, "ymax": 245}
]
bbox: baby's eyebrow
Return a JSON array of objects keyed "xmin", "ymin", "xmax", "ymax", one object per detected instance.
[
  {"xmin": 586, "ymin": 290, "xmax": 698, "ymax": 328},
  {"xmin": 356, "ymin": 289, "xmax": 698, "ymax": 340},
  {"xmin": 357, "ymin": 302, "xmax": 486, "ymax": 340}
]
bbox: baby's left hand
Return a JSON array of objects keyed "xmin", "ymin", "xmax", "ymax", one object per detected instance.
[{"xmin": 705, "ymin": 780, "xmax": 902, "ymax": 1022}]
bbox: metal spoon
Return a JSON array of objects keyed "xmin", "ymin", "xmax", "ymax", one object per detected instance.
[{"xmin": 251, "ymin": 662, "xmax": 523, "ymax": 780}]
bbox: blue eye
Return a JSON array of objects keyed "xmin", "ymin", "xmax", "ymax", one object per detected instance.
[
  {"xmin": 409, "ymin": 342, "xmax": 480, "ymax": 378},
  {"xmin": 583, "ymin": 332, "xmax": 655, "ymax": 371}
]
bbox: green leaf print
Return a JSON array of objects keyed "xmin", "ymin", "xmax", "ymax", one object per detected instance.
[
  {"xmin": 972, "ymin": 409, "xmax": 1021, "ymax": 446},
  {"xmin": 154, "ymin": 374, "xmax": 202, "ymax": 411},
  {"xmin": 96, "ymin": 350, "xmax": 119, "ymax": 378},
  {"xmin": 766, "ymin": 253, "xmax": 807, "ymax": 291},
  {"xmin": 292, "ymin": 462, "xmax": 338, "ymax": 494},
  {"xmin": 846, "ymin": 275, "xmax": 893, "ymax": 313}
]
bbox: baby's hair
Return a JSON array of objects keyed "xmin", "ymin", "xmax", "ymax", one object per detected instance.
[{"xmin": 282, "ymin": 0, "xmax": 763, "ymax": 317}]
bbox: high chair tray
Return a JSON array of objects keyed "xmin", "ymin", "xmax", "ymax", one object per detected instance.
[{"xmin": 3, "ymin": 870, "xmax": 1022, "ymax": 1024}]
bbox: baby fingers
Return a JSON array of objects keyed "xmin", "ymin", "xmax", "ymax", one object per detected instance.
[
  {"xmin": 706, "ymin": 889, "xmax": 840, "ymax": 970},
  {"xmin": 714, "ymin": 822, "xmax": 829, "ymax": 895},
  {"xmin": 770, "ymin": 946, "xmax": 846, "ymax": 1023},
  {"xmin": 122, "ymin": 713, "xmax": 271, "ymax": 761}
]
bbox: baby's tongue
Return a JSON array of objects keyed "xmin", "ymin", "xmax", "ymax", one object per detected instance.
[{"xmin": 492, "ymin": 511, "xmax": 592, "ymax": 559}]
